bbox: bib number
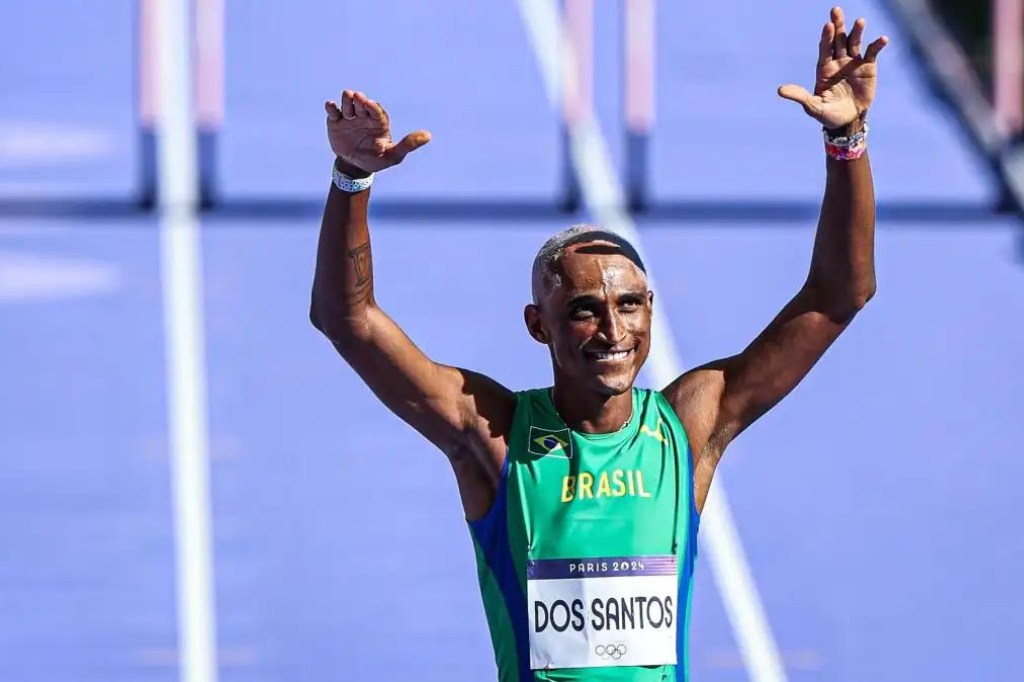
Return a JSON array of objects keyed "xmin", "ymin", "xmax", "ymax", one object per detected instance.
[{"xmin": 527, "ymin": 555, "xmax": 678, "ymax": 670}]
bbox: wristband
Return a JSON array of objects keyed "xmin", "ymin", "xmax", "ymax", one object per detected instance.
[
  {"xmin": 332, "ymin": 162, "xmax": 374, "ymax": 193},
  {"xmin": 823, "ymin": 121, "xmax": 869, "ymax": 161}
]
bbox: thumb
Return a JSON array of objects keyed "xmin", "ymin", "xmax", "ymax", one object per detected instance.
[
  {"xmin": 777, "ymin": 84, "xmax": 813, "ymax": 106},
  {"xmin": 387, "ymin": 130, "xmax": 432, "ymax": 164}
]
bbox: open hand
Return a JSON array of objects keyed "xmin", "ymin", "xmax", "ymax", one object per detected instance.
[
  {"xmin": 778, "ymin": 7, "xmax": 889, "ymax": 130},
  {"xmin": 325, "ymin": 90, "xmax": 431, "ymax": 173}
]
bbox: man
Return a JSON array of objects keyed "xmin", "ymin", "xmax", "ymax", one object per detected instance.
[{"xmin": 310, "ymin": 7, "xmax": 886, "ymax": 681}]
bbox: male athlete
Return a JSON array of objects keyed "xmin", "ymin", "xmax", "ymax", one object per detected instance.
[{"xmin": 311, "ymin": 7, "xmax": 886, "ymax": 681}]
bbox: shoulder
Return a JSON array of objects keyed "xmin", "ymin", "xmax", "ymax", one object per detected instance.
[
  {"xmin": 655, "ymin": 372, "xmax": 727, "ymax": 468},
  {"xmin": 458, "ymin": 372, "xmax": 520, "ymax": 441},
  {"xmin": 660, "ymin": 369, "xmax": 726, "ymax": 425},
  {"xmin": 449, "ymin": 378, "xmax": 520, "ymax": 520}
]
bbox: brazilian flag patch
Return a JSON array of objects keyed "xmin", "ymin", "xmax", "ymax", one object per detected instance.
[{"xmin": 528, "ymin": 427, "xmax": 572, "ymax": 459}]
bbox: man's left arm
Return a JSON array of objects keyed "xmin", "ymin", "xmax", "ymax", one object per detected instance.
[{"xmin": 662, "ymin": 7, "xmax": 889, "ymax": 512}]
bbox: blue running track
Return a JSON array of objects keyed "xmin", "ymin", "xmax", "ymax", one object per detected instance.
[{"xmin": 1, "ymin": 1, "xmax": 1022, "ymax": 681}]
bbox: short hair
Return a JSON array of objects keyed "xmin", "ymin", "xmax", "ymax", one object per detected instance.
[{"xmin": 531, "ymin": 224, "xmax": 647, "ymax": 303}]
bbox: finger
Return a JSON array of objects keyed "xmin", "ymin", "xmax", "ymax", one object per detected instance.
[
  {"xmin": 352, "ymin": 91, "xmax": 369, "ymax": 118},
  {"xmin": 848, "ymin": 17, "xmax": 866, "ymax": 58},
  {"xmin": 818, "ymin": 22, "xmax": 835, "ymax": 66},
  {"xmin": 325, "ymin": 101, "xmax": 342, "ymax": 122},
  {"xmin": 778, "ymin": 84, "xmax": 814, "ymax": 107},
  {"xmin": 832, "ymin": 6, "xmax": 848, "ymax": 59},
  {"xmin": 778, "ymin": 84, "xmax": 825, "ymax": 118},
  {"xmin": 386, "ymin": 130, "xmax": 432, "ymax": 164},
  {"xmin": 341, "ymin": 90, "xmax": 356, "ymax": 119},
  {"xmin": 365, "ymin": 99, "xmax": 383, "ymax": 121},
  {"xmin": 864, "ymin": 35, "xmax": 889, "ymax": 63}
]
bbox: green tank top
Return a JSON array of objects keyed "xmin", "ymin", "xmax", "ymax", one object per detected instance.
[{"xmin": 468, "ymin": 387, "xmax": 699, "ymax": 682}]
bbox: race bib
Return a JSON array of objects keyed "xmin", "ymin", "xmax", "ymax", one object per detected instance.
[{"xmin": 527, "ymin": 555, "xmax": 678, "ymax": 670}]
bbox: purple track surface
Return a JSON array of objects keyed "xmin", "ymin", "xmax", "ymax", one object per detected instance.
[{"xmin": 2, "ymin": 1, "xmax": 1022, "ymax": 681}]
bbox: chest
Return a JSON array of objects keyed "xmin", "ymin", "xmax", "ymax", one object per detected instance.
[{"xmin": 507, "ymin": 430, "xmax": 686, "ymax": 559}]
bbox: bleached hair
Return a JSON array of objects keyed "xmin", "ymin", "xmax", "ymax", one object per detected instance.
[{"xmin": 530, "ymin": 224, "xmax": 647, "ymax": 303}]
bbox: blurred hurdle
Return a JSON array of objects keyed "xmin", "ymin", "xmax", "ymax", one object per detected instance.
[
  {"xmin": 888, "ymin": 0, "xmax": 1024, "ymax": 211},
  {"xmin": 560, "ymin": 0, "xmax": 655, "ymax": 213},
  {"xmin": 139, "ymin": 0, "xmax": 223, "ymax": 208},
  {"xmin": 624, "ymin": 0, "xmax": 655, "ymax": 212},
  {"xmin": 139, "ymin": 0, "xmax": 653, "ymax": 213},
  {"xmin": 993, "ymin": 0, "xmax": 1024, "ymax": 140},
  {"xmin": 560, "ymin": 0, "xmax": 590, "ymax": 211},
  {"xmin": 993, "ymin": 0, "xmax": 1024, "ymax": 211}
]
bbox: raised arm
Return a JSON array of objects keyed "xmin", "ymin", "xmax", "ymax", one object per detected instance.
[
  {"xmin": 310, "ymin": 91, "xmax": 514, "ymax": 518},
  {"xmin": 663, "ymin": 8, "xmax": 889, "ymax": 512}
]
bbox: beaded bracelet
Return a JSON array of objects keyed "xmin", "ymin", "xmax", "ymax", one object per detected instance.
[
  {"xmin": 824, "ymin": 122, "xmax": 869, "ymax": 161},
  {"xmin": 332, "ymin": 162, "xmax": 374, "ymax": 193}
]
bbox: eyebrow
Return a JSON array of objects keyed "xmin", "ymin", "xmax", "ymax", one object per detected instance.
[{"xmin": 565, "ymin": 290, "xmax": 647, "ymax": 308}]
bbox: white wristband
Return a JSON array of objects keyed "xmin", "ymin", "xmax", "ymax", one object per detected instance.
[{"xmin": 332, "ymin": 163, "xmax": 374, "ymax": 193}]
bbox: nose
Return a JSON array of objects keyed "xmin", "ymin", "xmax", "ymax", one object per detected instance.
[{"xmin": 596, "ymin": 310, "xmax": 624, "ymax": 345}]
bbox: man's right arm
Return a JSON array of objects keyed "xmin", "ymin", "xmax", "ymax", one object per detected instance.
[{"xmin": 310, "ymin": 92, "xmax": 514, "ymax": 517}]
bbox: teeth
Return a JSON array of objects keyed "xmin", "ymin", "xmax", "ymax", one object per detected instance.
[{"xmin": 592, "ymin": 350, "xmax": 629, "ymax": 361}]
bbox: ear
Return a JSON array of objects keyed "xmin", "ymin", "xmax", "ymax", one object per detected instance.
[
  {"xmin": 524, "ymin": 304, "xmax": 550, "ymax": 344},
  {"xmin": 647, "ymin": 290, "xmax": 654, "ymax": 308}
]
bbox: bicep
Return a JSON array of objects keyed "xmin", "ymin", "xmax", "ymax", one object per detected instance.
[{"xmin": 327, "ymin": 306, "xmax": 515, "ymax": 453}]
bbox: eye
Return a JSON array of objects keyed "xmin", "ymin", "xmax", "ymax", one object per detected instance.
[
  {"xmin": 619, "ymin": 296, "xmax": 644, "ymax": 311},
  {"xmin": 570, "ymin": 306, "xmax": 595, "ymax": 321}
]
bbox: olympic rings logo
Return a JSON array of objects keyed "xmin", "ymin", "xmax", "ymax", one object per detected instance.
[{"xmin": 595, "ymin": 643, "xmax": 627, "ymax": 660}]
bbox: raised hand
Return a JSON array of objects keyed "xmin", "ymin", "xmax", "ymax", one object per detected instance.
[
  {"xmin": 325, "ymin": 90, "xmax": 432, "ymax": 173},
  {"xmin": 778, "ymin": 7, "xmax": 889, "ymax": 130}
]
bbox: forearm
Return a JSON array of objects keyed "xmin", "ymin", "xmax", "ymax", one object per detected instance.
[
  {"xmin": 806, "ymin": 126, "xmax": 877, "ymax": 318},
  {"xmin": 310, "ymin": 160, "xmax": 376, "ymax": 337}
]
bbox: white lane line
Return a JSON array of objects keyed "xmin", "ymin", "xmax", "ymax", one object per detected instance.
[
  {"xmin": 516, "ymin": 4, "xmax": 788, "ymax": 681},
  {"xmin": 517, "ymin": 0, "xmax": 565, "ymax": 107},
  {"xmin": 156, "ymin": 0, "xmax": 219, "ymax": 681}
]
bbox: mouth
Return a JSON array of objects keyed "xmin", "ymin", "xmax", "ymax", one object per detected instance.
[{"xmin": 583, "ymin": 346, "xmax": 637, "ymax": 363}]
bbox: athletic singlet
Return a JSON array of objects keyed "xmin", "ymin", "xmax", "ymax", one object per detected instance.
[{"xmin": 468, "ymin": 387, "xmax": 700, "ymax": 682}]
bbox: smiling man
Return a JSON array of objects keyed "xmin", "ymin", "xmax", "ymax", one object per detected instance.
[{"xmin": 310, "ymin": 8, "xmax": 887, "ymax": 681}]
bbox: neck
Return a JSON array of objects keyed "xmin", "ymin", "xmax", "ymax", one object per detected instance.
[{"xmin": 551, "ymin": 381, "xmax": 634, "ymax": 434}]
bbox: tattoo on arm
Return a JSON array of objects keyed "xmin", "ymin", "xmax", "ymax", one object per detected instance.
[
  {"xmin": 350, "ymin": 242, "xmax": 371, "ymax": 284},
  {"xmin": 346, "ymin": 241, "xmax": 373, "ymax": 304}
]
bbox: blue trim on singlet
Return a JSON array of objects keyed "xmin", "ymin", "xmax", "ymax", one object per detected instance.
[
  {"xmin": 468, "ymin": 455, "xmax": 532, "ymax": 682},
  {"xmin": 675, "ymin": 427, "xmax": 701, "ymax": 682}
]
